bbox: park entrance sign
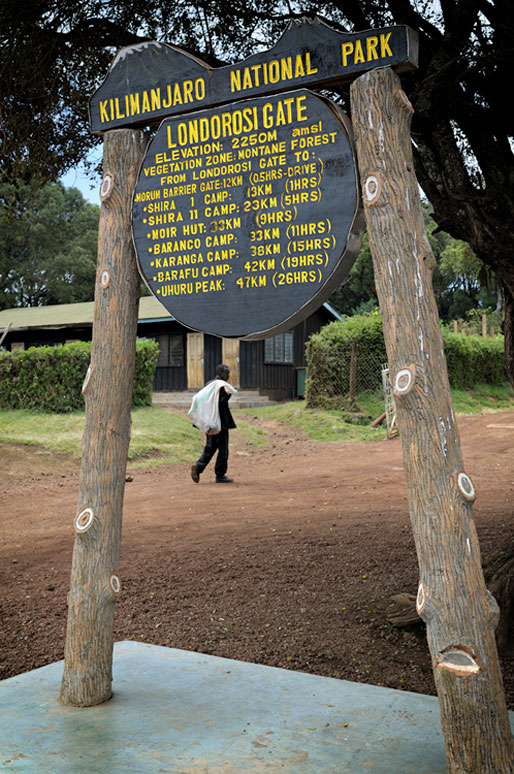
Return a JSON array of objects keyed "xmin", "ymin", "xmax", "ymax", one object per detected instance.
[
  {"xmin": 64, "ymin": 16, "xmax": 514, "ymax": 774},
  {"xmin": 90, "ymin": 17, "xmax": 418, "ymax": 339},
  {"xmin": 89, "ymin": 20, "xmax": 418, "ymax": 133},
  {"xmin": 132, "ymin": 90, "xmax": 362, "ymax": 338}
]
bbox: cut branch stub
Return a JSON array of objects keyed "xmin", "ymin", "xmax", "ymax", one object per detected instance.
[
  {"xmin": 456, "ymin": 471, "xmax": 476, "ymax": 502},
  {"xmin": 108, "ymin": 573, "xmax": 121, "ymax": 597},
  {"xmin": 363, "ymin": 172, "xmax": 382, "ymax": 205},
  {"xmin": 100, "ymin": 268, "xmax": 111, "ymax": 289},
  {"xmin": 416, "ymin": 581, "xmax": 426, "ymax": 615},
  {"xmin": 100, "ymin": 172, "xmax": 114, "ymax": 202},
  {"xmin": 74, "ymin": 507, "xmax": 95, "ymax": 534},
  {"xmin": 393, "ymin": 364, "xmax": 416, "ymax": 396},
  {"xmin": 415, "ymin": 581, "xmax": 440, "ymax": 622},
  {"xmin": 82, "ymin": 364, "xmax": 92, "ymax": 394},
  {"xmin": 436, "ymin": 646, "xmax": 481, "ymax": 678}
]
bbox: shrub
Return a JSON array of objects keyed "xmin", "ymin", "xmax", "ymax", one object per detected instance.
[
  {"xmin": 305, "ymin": 312, "xmax": 387, "ymax": 408},
  {"xmin": 305, "ymin": 313, "xmax": 505, "ymax": 408},
  {"xmin": 0, "ymin": 339, "xmax": 159, "ymax": 412},
  {"xmin": 441, "ymin": 329, "xmax": 505, "ymax": 388}
]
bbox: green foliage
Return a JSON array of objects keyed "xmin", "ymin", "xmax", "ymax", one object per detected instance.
[
  {"xmin": 0, "ymin": 339, "xmax": 158, "ymax": 412},
  {"xmin": 244, "ymin": 401, "xmax": 387, "ymax": 443},
  {"xmin": 328, "ymin": 233, "xmax": 378, "ymax": 315},
  {"xmin": 424, "ymin": 205, "xmax": 497, "ymax": 321},
  {"xmin": 441, "ymin": 329, "xmax": 505, "ymax": 389},
  {"xmin": 0, "ymin": 180, "xmax": 99, "ymax": 309},
  {"xmin": 305, "ymin": 312, "xmax": 386, "ymax": 408},
  {"xmin": 132, "ymin": 339, "xmax": 160, "ymax": 407},
  {"xmin": 329, "ymin": 205, "xmax": 498, "ymax": 323},
  {"xmin": 305, "ymin": 313, "xmax": 506, "ymax": 409}
]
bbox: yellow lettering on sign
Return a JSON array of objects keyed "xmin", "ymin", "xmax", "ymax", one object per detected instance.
[
  {"xmin": 99, "ymin": 101, "xmax": 109, "ymax": 123},
  {"xmin": 130, "ymin": 93, "xmax": 140, "ymax": 114},
  {"xmin": 141, "ymin": 91, "xmax": 151, "ymax": 113},
  {"xmin": 229, "ymin": 52, "xmax": 318, "ymax": 93},
  {"xmin": 380, "ymin": 32, "xmax": 393, "ymax": 57},
  {"xmin": 115, "ymin": 97, "xmax": 125, "ymax": 119},
  {"xmin": 98, "ymin": 79, "xmax": 206, "ymax": 125},
  {"xmin": 341, "ymin": 42, "xmax": 354, "ymax": 67},
  {"xmin": 294, "ymin": 55, "xmax": 305, "ymax": 78},
  {"xmin": 341, "ymin": 32, "xmax": 395, "ymax": 68},
  {"xmin": 367, "ymin": 36, "xmax": 379, "ymax": 61},
  {"xmin": 230, "ymin": 70, "xmax": 241, "ymax": 92},
  {"xmin": 151, "ymin": 88, "xmax": 161, "ymax": 111},
  {"xmin": 173, "ymin": 83, "xmax": 183, "ymax": 105},
  {"xmin": 354, "ymin": 40, "xmax": 365, "ymax": 64},
  {"xmin": 305, "ymin": 52, "xmax": 317, "ymax": 74}
]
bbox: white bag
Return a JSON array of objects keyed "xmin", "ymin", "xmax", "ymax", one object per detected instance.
[{"xmin": 187, "ymin": 379, "xmax": 236, "ymax": 435}]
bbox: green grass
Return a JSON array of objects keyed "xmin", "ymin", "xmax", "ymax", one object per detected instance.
[
  {"xmin": 0, "ymin": 410, "xmax": 85, "ymax": 455},
  {"xmin": 0, "ymin": 405, "xmax": 270, "ymax": 467},
  {"xmin": 0, "ymin": 382, "xmax": 512, "ymax": 466},
  {"xmin": 236, "ymin": 401, "xmax": 387, "ymax": 443},
  {"xmin": 450, "ymin": 382, "xmax": 514, "ymax": 415},
  {"xmin": 238, "ymin": 382, "xmax": 514, "ymax": 443}
]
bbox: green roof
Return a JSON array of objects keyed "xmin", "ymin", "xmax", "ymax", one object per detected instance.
[
  {"xmin": 0, "ymin": 296, "xmax": 173, "ymax": 332},
  {"xmin": 0, "ymin": 297, "xmax": 339, "ymax": 333}
]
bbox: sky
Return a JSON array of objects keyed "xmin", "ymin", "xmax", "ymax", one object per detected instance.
[{"xmin": 60, "ymin": 152, "xmax": 102, "ymax": 205}]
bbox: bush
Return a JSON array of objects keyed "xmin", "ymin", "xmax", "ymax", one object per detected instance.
[
  {"xmin": 133, "ymin": 339, "xmax": 160, "ymax": 407},
  {"xmin": 305, "ymin": 313, "xmax": 505, "ymax": 408},
  {"xmin": 0, "ymin": 339, "xmax": 159, "ymax": 412},
  {"xmin": 441, "ymin": 329, "xmax": 505, "ymax": 388},
  {"xmin": 305, "ymin": 312, "xmax": 387, "ymax": 408}
]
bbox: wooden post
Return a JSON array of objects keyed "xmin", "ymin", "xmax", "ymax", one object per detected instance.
[
  {"xmin": 350, "ymin": 68, "xmax": 514, "ymax": 773},
  {"xmin": 349, "ymin": 340, "xmax": 357, "ymax": 404},
  {"xmin": 60, "ymin": 128, "xmax": 147, "ymax": 707},
  {"xmin": 482, "ymin": 313, "xmax": 487, "ymax": 338}
]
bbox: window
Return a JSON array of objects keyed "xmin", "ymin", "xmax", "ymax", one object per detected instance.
[
  {"xmin": 264, "ymin": 331, "xmax": 294, "ymax": 364},
  {"xmin": 156, "ymin": 334, "xmax": 184, "ymax": 367}
]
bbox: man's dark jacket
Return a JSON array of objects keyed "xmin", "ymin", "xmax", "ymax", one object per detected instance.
[{"xmin": 219, "ymin": 386, "xmax": 236, "ymax": 430}]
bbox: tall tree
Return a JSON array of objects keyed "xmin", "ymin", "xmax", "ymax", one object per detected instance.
[
  {"xmin": 0, "ymin": 181, "xmax": 99, "ymax": 308},
  {"xmin": 329, "ymin": 234, "xmax": 378, "ymax": 315},
  {"xmin": 330, "ymin": 208, "xmax": 497, "ymax": 320},
  {"xmin": 2, "ymin": 1, "xmax": 512, "ymax": 369}
]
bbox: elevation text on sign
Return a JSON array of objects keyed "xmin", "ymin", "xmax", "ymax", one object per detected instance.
[{"xmin": 131, "ymin": 90, "xmax": 363, "ymax": 338}]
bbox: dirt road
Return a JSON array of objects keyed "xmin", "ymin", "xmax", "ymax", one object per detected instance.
[{"xmin": 1, "ymin": 409, "xmax": 514, "ymax": 706}]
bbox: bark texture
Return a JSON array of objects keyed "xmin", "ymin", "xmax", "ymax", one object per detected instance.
[
  {"xmin": 60, "ymin": 128, "xmax": 147, "ymax": 706},
  {"xmin": 350, "ymin": 67, "xmax": 514, "ymax": 774}
]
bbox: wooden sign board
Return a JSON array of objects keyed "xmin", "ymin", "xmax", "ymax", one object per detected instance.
[
  {"xmin": 95, "ymin": 18, "xmax": 418, "ymax": 339},
  {"xmin": 90, "ymin": 19, "xmax": 418, "ymax": 134},
  {"xmin": 132, "ymin": 90, "xmax": 363, "ymax": 339}
]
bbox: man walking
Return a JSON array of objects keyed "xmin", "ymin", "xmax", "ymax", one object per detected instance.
[{"xmin": 191, "ymin": 364, "xmax": 236, "ymax": 484}]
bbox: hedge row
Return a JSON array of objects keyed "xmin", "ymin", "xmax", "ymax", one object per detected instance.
[
  {"xmin": 0, "ymin": 339, "xmax": 159, "ymax": 412},
  {"xmin": 305, "ymin": 313, "xmax": 506, "ymax": 408}
]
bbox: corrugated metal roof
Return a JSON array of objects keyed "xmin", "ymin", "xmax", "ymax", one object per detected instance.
[
  {"xmin": 0, "ymin": 296, "xmax": 339, "ymax": 332},
  {"xmin": 0, "ymin": 296, "xmax": 173, "ymax": 331}
]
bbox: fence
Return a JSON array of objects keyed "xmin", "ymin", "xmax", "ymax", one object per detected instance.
[
  {"xmin": 305, "ymin": 339, "xmax": 386, "ymax": 409},
  {"xmin": 450, "ymin": 311, "xmax": 502, "ymax": 338}
]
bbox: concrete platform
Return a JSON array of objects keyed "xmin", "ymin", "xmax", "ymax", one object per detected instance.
[{"xmin": 0, "ymin": 640, "xmax": 503, "ymax": 773}]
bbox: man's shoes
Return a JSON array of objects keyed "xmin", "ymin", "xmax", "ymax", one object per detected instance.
[
  {"xmin": 191, "ymin": 463, "xmax": 200, "ymax": 483},
  {"xmin": 216, "ymin": 475, "xmax": 234, "ymax": 483}
]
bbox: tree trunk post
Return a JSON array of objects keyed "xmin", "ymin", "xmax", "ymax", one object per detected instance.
[
  {"xmin": 350, "ymin": 68, "xmax": 514, "ymax": 773},
  {"xmin": 60, "ymin": 128, "xmax": 147, "ymax": 707}
]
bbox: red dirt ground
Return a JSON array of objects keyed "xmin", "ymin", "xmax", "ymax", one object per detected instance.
[{"xmin": 1, "ymin": 409, "xmax": 514, "ymax": 707}]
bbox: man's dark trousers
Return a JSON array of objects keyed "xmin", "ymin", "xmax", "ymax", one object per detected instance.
[{"xmin": 195, "ymin": 429, "xmax": 229, "ymax": 478}]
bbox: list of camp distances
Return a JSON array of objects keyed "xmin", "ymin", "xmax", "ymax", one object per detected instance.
[{"xmin": 132, "ymin": 89, "xmax": 359, "ymax": 338}]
